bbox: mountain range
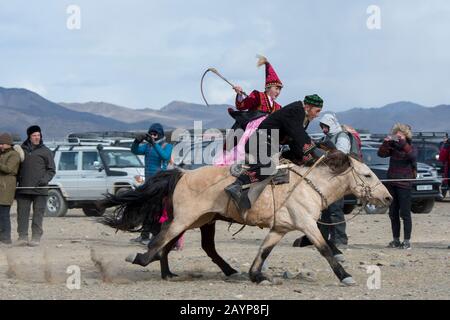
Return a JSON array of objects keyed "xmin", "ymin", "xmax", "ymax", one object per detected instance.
[{"xmin": 0, "ymin": 86, "xmax": 448, "ymax": 140}]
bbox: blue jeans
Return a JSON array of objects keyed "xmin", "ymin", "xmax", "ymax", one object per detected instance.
[{"xmin": 0, "ymin": 205, "xmax": 12, "ymax": 243}]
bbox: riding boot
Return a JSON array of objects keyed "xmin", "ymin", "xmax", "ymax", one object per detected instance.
[{"xmin": 224, "ymin": 176, "xmax": 252, "ymax": 215}]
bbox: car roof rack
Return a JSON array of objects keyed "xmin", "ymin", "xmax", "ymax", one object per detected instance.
[
  {"xmin": 412, "ymin": 132, "xmax": 448, "ymax": 140},
  {"xmin": 51, "ymin": 137, "xmax": 116, "ymax": 150}
]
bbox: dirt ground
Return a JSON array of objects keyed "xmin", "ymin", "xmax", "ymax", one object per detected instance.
[{"xmin": 0, "ymin": 200, "xmax": 449, "ymax": 300}]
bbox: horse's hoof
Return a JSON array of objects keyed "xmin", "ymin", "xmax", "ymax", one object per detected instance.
[
  {"xmin": 334, "ymin": 254, "xmax": 345, "ymax": 263},
  {"xmin": 250, "ymin": 272, "xmax": 273, "ymax": 284},
  {"xmin": 163, "ymin": 272, "xmax": 178, "ymax": 280},
  {"xmin": 125, "ymin": 253, "xmax": 137, "ymax": 264},
  {"xmin": 258, "ymin": 278, "xmax": 282, "ymax": 286},
  {"xmin": 225, "ymin": 273, "xmax": 248, "ymax": 282},
  {"xmin": 341, "ymin": 276, "xmax": 356, "ymax": 286}
]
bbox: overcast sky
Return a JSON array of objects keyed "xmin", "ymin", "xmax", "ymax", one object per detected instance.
[{"xmin": 1, "ymin": 0, "xmax": 449, "ymax": 111}]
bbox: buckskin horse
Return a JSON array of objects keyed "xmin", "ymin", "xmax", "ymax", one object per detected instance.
[{"xmin": 100, "ymin": 151, "xmax": 392, "ymax": 286}]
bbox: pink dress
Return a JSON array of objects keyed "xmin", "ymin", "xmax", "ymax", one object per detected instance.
[{"xmin": 213, "ymin": 115, "xmax": 268, "ymax": 166}]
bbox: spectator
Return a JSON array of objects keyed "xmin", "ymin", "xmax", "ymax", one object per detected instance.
[
  {"xmin": 16, "ymin": 126, "xmax": 56, "ymax": 247},
  {"xmin": 130, "ymin": 123, "xmax": 174, "ymax": 245},
  {"xmin": 438, "ymin": 134, "xmax": 449, "ymax": 198},
  {"xmin": 0, "ymin": 133, "xmax": 21, "ymax": 245},
  {"xmin": 378, "ymin": 123, "xmax": 416, "ymax": 250},
  {"xmin": 293, "ymin": 113, "xmax": 352, "ymax": 248},
  {"xmin": 316, "ymin": 114, "xmax": 351, "ymax": 246}
]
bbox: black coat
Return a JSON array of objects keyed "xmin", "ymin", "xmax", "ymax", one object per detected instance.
[
  {"xmin": 257, "ymin": 101, "xmax": 312, "ymax": 160},
  {"xmin": 16, "ymin": 140, "xmax": 56, "ymax": 196}
]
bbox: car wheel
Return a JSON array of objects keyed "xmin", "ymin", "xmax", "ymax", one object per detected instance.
[
  {"xmin": 115, "ymin": 187, "xmax": 130, "ymax": 196},
  {"xmin": 82, "ymin": 206, "xmax": 105, "ymax": 217},
  {"xmin": 45, "ymin": 189, "xmax": 68, "ymax": 217},
  {"xmin": 411, "ymin": 198, "xmax": 435, "ymax": 214},
  {"xmin": 364, "ymin": 204, "xmax": 388, "ymax": 215},
  {"xmin": 343, "ymin": 204, "xmax": 355, "ymax": 215}
]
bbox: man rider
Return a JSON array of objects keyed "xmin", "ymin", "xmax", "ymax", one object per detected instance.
[{"xmin": 224, "ymin": 94, "xmax": 325, "ymax": 214}]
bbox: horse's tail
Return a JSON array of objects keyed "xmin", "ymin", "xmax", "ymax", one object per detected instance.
[{"xmin": 100, "ymin": 169, "xmax": 184, "ymax": 232}]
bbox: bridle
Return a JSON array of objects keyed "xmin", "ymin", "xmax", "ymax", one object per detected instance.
[
  {"xmin": 347, "ymin": 162, "xmax": 384, "ymax": 205},
  {"xmin": 288, "ymin": 161, "xmax": 384, "ymax": 226}
]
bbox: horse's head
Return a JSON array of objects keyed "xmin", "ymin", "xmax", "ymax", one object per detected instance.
[{"xmin": 347, "ymin": 157, "xmax": 392, "ymax": 207}]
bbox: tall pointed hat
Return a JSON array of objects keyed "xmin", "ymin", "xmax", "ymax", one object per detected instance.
[{"xmin": 257, "ymin": 55, "xmax": 283, "ymax": 89}]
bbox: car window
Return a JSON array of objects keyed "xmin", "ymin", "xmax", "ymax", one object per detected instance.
[
  {"xmin": 362, "ymin": 148, "xmax": 389, "ymax": 166},
  {"xmin": 417, "ymin": 145, "xmax": 439, "ymax": 162},
  {"xmin": 102, "ymin": 150, "xmax": 143, "ymax": 168},
  {"xmin": 58, "ymin": 152, "xmax": 79, "ymax": 171},
  {"xmin": 82, "ymin": 151, "xmax": 100, "ymax": 170}
]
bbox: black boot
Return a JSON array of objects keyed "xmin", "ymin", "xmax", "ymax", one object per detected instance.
[{"xmin": 225, "ymin": 179, "xmax": 252, "ymax": 213}]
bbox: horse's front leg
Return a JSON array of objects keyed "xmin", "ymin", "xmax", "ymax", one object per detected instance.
[
  {"xmin": 249, "ymin": 228, "xmax": 285, "ymax": 284},
  {"xmin": 302, "ymin": 219, "xmax": 355, "ymax": 286}
]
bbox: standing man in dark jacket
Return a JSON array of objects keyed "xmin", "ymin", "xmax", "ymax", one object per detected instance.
[
  {"xmin": 378, "ymin": 123, "xmax": 416, "ymax": 250},
  {"xmin": 225, "ymin": 94, "xmax": 325, "ymax": 213},
  {"xmin": 16, "ymin": 126, "xmax": 56, "ymax": 247}
]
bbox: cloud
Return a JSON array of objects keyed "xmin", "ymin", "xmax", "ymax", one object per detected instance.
[{"xmin": 0, "ymin": 1, "xmax": 449, "ymax": 110}]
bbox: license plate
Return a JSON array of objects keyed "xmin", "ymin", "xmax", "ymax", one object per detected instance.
[{"xmin": 417, "ymin": 185, "xmax": 432, "ymax": 191}]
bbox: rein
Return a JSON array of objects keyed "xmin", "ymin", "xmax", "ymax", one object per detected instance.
[
  {"xmin": 274, "ymin": 155, "xmax": 327, "ymax": 213},
  {"xmin": 289, "ymin": 161, "xmax": 381, "ymax": 226}
]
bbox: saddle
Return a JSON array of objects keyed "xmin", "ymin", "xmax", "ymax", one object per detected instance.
[{"xmin": 229, "ymin": 163, "xmax": 290, "ymax": 209}]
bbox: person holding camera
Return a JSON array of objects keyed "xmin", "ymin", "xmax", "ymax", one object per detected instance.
[
  {"xmin": 130, "ymin": 123, "xmax": 173, "ymax": 245},
  {"xmin": 378, "ymin": 123, "xmax": 416, "ymax": 250}
]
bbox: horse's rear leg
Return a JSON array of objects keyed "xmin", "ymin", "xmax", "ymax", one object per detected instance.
[
  {"xmin": 249, "ymin": 229, "xmax": 285, "ymax": 284},
  {"xmin": 141, "ymin": 222, "xmax": 181, "ymax": 278},
  {"xmin": 159, "ymin": 233, "xmax": 183, "ymax": 280},
  {"xmin": 303, "ymin": 222, "xmax": 355, "ymax": 286},
  {"xmin": 200, "ymin": 222, "xmax": 238, "ymax": 276},
  {"xmin": 128, "ymin": 222, "xmax": 186, "ymax": 267}
]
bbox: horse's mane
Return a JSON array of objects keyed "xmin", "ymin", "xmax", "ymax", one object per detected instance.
[{"xmin": 321, "ymin": 150, "xmax": 351, "ymax": 175}]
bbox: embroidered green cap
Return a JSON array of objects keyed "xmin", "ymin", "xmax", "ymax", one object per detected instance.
[{"xmin": 304, "ymin": 94, "xmax": 323, "ymax": 108}]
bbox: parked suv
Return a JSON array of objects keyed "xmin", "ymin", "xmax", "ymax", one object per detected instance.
[{"xmin": 46, "ymin": 143, "xmax": 144, "ymax": 217}]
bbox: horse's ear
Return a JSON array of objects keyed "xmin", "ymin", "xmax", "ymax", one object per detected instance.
[{"xmin": 347, "ymin": 154, "xmax": 359, "ymax": 164}]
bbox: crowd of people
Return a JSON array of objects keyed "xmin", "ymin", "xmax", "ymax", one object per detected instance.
[{"xmin": 1, "ymin": 56, "xmax": 449, "ymax": 253}]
